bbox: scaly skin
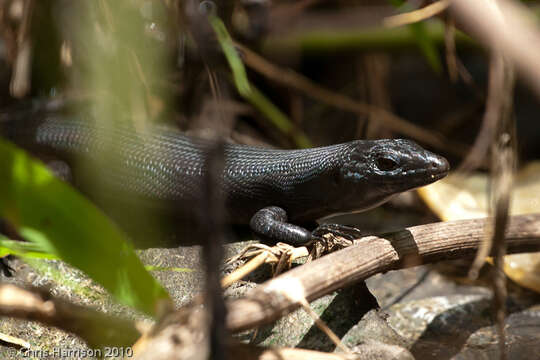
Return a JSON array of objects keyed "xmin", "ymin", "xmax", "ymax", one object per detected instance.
[{"xmin": 2, "ymin": 112, "xmax": 449, "ymax": 245}]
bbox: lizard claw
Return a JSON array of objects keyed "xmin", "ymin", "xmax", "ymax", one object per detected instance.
[{"xmin": 311, "ymin": 224, "xmax": 365, "ymax": 241}]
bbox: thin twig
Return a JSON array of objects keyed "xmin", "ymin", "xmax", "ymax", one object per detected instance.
[
  {"xmin": 222, "ymin": 243, "xmax": 309, "ymax": 288},
  {"xmin": 444, "ymin": 15, "xmax": 459, "ymax": 83},
  {"xmin": 468, "ymin": 53, "xmax": 516, "ymax": 275},
  {"xmin": 201, "ymin": 141, "xmax": 228, "ymax": 360},
  {"xmin": 453, "ymin": 59, "xmax": 516, "ymax": 347},
  {"xmin": 384, "ymin": 0, "xmax": 450, "ymax": 28},
  {"xmin": 222, "ymin": 252, "xmax": 269, "ymax": 289},
  {"xmin": 237, "ymin": 43, "xmax": 468, "ymax": 156},
  {"xmin": 488, "ymin": 52, "xmax": 516, "ymax": 360},
  {"xmin": 297, "ymin": 297, "xmax": 350, "ymax": 354},
  {"xmin": 10, "ymin": 0, "xmax": 34, "ymax": 98},
  {"xmin": 0, "ymin": 331, "xmax": 30, "ymax": 349}
]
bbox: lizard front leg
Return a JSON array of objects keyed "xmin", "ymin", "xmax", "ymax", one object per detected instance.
[
  {"xmin": 249, "ymin": 206, "xmax": 312, "ymax": 246},
  {"xmin": 250, "ymin": 206, "xmax": 365, "ymax": 245}
]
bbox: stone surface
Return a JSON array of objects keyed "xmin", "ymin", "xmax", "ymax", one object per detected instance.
[{"xmin": 1, "ymin": 217, "xmax": 540, "ymax": 359}]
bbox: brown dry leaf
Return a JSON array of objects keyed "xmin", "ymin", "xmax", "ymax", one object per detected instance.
[{"xmin": 418, "ymin": 162, "xmax": 540, "ymax": 292}]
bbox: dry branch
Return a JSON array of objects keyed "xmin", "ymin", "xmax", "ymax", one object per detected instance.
[
  {"xmin": 0, "ymin": 284, "xmax": 140, "ymax": 348},
  {"xmin": 226, "ymin": 213, "xmax": 540, "ymax": 332},
  {"xmin": 451, "ymin": 0, "xmax": 540, "ymax": 97}
]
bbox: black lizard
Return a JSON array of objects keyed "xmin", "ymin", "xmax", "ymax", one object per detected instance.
[{"xmin": 1, "ymin": 110, "xmax": 449, "ymax": 246}]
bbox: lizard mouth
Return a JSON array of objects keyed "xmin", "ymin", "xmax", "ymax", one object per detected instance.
[
  {"xmin": 430, "ymin": 170, "xmax": 449, "ymax": 181},
  {"xmin": 398, "ymin": 155, "xmax": 450, "ymax": 187}
]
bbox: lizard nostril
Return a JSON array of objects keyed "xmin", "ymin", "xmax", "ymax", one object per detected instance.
[{"xmin": 429, "ymin": 156, "xmax": 450, "ymax": 172}]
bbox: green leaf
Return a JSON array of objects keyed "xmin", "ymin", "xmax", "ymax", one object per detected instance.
[
  {"xmin": 387, "ymin": 0, "xmax": 443, "ymax": 73},
  {"xmin": 209, "ymin": 15, "xmax": 312, "ymax": 148},
  {"xmin": 0, "ymin": 237, "xmax": 59, "ymax": 259},
  {"xmin": 209, "ymin": 15, "xmax": 251, "ymax": 97},
  {"xmin": 0, "ymin": 139, "xmax": 171, "ymax": 315},
  {"xmin": 408, "ymin": 22, "xmax": 443, "ymax": 74},
  {"xmin": 144, "ymin": 265, "xmax": 194, "ymax": 273}
]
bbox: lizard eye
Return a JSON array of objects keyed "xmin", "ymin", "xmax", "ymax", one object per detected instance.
[{"xmin": 375, "ymin": 156, "xmax": 399, "ymax": 171}]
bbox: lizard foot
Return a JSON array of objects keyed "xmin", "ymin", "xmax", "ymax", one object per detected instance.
[{"xmin": 311, "ymin": 223, "xmax": 365, "ymax": 241}]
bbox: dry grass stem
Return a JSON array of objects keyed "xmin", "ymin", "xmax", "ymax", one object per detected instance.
[
  {"xmin": 383, "ymin": 0, "xmax": 450, "ymax": 28},
  {"xmin": 237, "ymin": 43, "xmax": 468, "ymax": 156}
]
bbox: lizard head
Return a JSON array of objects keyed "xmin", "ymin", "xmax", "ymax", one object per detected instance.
[
  {"xmin": 331, "ymin": 139, "xmax": 449, "ymax": 213},
  {"xmin": 343, "ymin": 139, "xmax": 449, "ymax": 185}
]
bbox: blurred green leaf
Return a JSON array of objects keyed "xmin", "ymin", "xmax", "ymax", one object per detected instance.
[
  {"xmin": 145, "ymin": 265, "xmax": 194, "ymax": 273},
  {"xmin": 209, "ymin": 15, "xmax": 312, "ymax": 148},
  {"xmin": 0, "ymin": 139, "xmax": 171, "ymax": 315},
  {"xmin": 409, "ymin": 22, "xmax": 443, "ymax": 74},
  {"xmin": 0, "ymin": 236, "xmax": 59, "ymax": 259},
  {"xmin": 209, "ymin": 16, "xmax": 251, "ymax": 97},
  {"xmin": 388, "ymin": 0, "xmax": 443, "ymax": 73},
  {"xmin": 0, "ymin": 237, "xmax": 194, "ymax": 273}
]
